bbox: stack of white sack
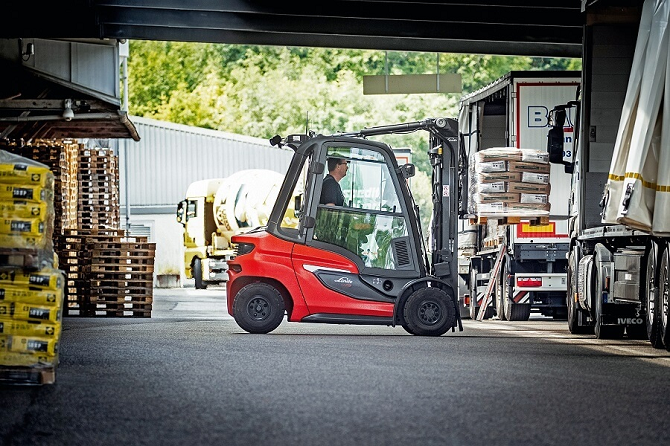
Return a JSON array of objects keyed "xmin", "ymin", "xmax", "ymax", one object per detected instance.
[{"xmin": 468, "ymin": 147, "xmax": 551, "ymax": 218}]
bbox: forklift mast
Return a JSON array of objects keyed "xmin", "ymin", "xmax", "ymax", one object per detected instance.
[{"xmin": 348, "ymin": 118, "xmax": 460, "ymax": 281}]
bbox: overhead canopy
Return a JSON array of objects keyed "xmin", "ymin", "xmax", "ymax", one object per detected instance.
[
  {"xmin": 0, "ymin": 60, "xmax": 139, "ymax": 142},
  {"xmin": 1, "ymin": 1, "xmax": 588, "ymax": 58},
  {"xmin": 0, "ymin": 1, "xmax": 645, "ymax": 143}
]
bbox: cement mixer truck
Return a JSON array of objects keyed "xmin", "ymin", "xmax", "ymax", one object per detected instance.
[{"xmin": 177, "ymin": 169, "xmax": 294, "ymax": 289}]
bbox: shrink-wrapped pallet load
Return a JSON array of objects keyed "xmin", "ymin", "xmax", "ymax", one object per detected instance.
[
  {"xmin": 469, "ymin": 147, "xmax": 551, "ymax": 219},
  {"xmin": 0, "ymin": 150, "xmax": 64, "ymax": 385}
]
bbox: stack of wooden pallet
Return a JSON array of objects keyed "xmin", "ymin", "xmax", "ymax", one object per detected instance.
[
  {"xmin": 77, "ymin": 148, "xmax": 120, "ymax": 230},
  {"xmin": 0, "ymin": 141, "xmax": 155, "ymax": 318},
  {"xmin": 57, "ymin": 229, "xmax": 154, "ymax": 317}
]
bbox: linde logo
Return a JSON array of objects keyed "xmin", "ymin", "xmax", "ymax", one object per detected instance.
[{"xmin": 334, "ymin": 277, "xmax": 353, "ymax": 285}]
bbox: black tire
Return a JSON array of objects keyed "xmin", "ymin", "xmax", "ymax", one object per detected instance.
[
  {"xmin": 567, "ymin": 251, "xmax": 592, "ymax": 334},
  {"xmin": 402, "ymin": 288, "xmax": 455, "ymax": 336},
  {"xmin": 233, "ymin": 283, "xmax": 285, "ymax": 334},
  {"xmin": 660, "ymin": 247, "xmax": 670, "ymax": 350},
  {"xmin": 593, "ymin": 249, "xmax": 624, "ymax": 339},
  {"xmin": 646, "ymin": 241, "xmax": 662, "ymax": 347},
  {"xmin": 193, "ymin": 257, "xmax": 206, "ymax": 290}
]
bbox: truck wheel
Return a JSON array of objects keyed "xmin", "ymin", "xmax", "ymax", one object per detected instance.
[
  {"xmin": 646, "ymin": 241, "xmax": 662, "ymax": 347},
  {"xmin": 402, "ymin": 288, "xmax": 455, "ymax": 336},
  {"xmin": 233, "ymin": 283, "xmax": 285, "ymax": 334},
  {"xmin": 193, "ymin": 258, "xmax": 207, "ymax": 290},
  {"xmin": 567, "ymin": 251, "xmax": 592, "ymax": 334},
  {"xmin": 660, "ymin": 247, "xmax": 670, "ymax": 350}
]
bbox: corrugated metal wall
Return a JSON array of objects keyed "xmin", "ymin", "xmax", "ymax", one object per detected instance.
[{"xmin": 119, "ymin": 116, "xmax": 294, "ymax": 212}]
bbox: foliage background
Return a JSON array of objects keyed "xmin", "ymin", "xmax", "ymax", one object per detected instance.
[{"xmin": 126, "ymin": 42, "xmax": 580, "ymax": 232}]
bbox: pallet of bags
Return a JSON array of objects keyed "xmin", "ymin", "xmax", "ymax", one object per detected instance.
[
  {"xmin": 468, "ymin": 147, "xmax": 551, "ymax": 225},
  {"xmin": 0, "ymin": 150, "xmax": 64, "ymax": 385},
  {"xmin": 0, "ymin": 267, "xmax": 65, "ymax": 385},
  {"xmin": 0, "ymin": 150, "xmax": 56, "ymax": 270}
]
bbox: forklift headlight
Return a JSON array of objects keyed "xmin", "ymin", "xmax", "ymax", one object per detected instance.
[{"xmin": 234, "ymin": 243, "xmax": 255, "ymax": 256}]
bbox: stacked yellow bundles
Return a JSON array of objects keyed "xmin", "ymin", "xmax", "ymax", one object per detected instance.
[
  {"xmin": 468, "ymin": 147, "xmax": 551, "ymax": 218},
  {"xmin": 0, "ymin": 151, "xmax": 64, "ymax": 383},
  {"xmin": 0, "ymin": 268, "xmax": 64, "ymax": 368},
  {"xmin": 0, "ymin": 150, "xmax": 55, "ymax": 267}
]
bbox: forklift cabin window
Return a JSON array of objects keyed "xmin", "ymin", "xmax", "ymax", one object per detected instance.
[{"xmin": 314, "ymin": 146, "xmax": 407, "ymax": 270}]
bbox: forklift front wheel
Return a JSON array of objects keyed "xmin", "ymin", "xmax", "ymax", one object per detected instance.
[
  {"xmin": 402, "ymin": 288, "xmax": 455, "ymax": 337},
  {"xmin": 233, "ymin": 283, "xmax": 285, "ymax": 334}
]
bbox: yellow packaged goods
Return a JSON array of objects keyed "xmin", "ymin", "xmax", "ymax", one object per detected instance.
[
  {"xmin": 0, "ymin": 285, "xmax": 62, "ymax": 307},
  {"xmin": 0, "ymin": 351, "xmax": 56, "ymax": 367},
  {"xmin": 0, "ymin": 162, "xmax": 52, "ymax": 187},
  {"xmin": 0, "ymin": 217, "xmax": 45, "ymax": 236},
  {"xmin": 0, "ymin": 268, "xmax": 64, "ymax": 290},
  {"xmin": 0, "ymin": 201, "xmax": 48, "ymax": 219},
  {"xmin": 0, "ymin": 334, "xmax": 58, "ymax": 356},
  {"xmin": 0, "ymin": 184, "xmax": 50, "ymax": 202},
  {"xmin": 0, "ymin": 302, "xmax": 62, "ymax": 323},
  {"xmin": 0, "ymin": 318, "xmax": 60, "ymax": 337},
  {"xmin": 0, "ymin": 233, "xmax": 46, "ymax": 250}
]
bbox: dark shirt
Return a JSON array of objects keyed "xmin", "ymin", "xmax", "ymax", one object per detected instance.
[{"xmin": 320, "ymin": 174, "xmax": 345, "ymax": 206}]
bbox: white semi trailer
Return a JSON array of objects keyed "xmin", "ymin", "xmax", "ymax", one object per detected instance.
[{"xmin": 458, "ymin": 71, "xmax": 581, "ymax": 320}]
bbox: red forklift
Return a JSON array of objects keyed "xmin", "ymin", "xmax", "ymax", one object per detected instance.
[{"xmin": 226, "ymin": 118, "xmax": 463, "ymax": 336}]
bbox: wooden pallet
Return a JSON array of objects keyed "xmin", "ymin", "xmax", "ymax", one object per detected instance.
[
  {"xmin": 0, "ymin": 365, "xmax": 56, "ymax": 385},
  {"xmin": 89, "ymin": 303, "xmax": 152, "ymax": 318}
]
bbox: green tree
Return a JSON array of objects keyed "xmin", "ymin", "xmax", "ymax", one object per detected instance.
[{"xmin": 127, "ymin": 41, "xmax": 580, "ymax": 176}]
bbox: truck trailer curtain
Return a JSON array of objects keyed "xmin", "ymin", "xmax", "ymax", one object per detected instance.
[{"xmin": 601, "ymin": 0, "xmax": 665, "ymax": 231}]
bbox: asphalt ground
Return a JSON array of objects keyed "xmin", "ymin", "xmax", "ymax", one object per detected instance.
[{"xmin": 2, "ymin": 285, "xmax": 670, "ymax": 446}]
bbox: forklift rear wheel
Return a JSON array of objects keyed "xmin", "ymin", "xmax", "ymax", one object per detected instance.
[
  {"xmin": 402, "ymin": 288, "xmax": 455, "ymax": 336},
  {"xmin": 193, "ymin": 258, "xmax": 206, "ymax": 290},
  {"xmin": 233, "ymin": 283, "xmax": 285, "ymax": 334}
]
